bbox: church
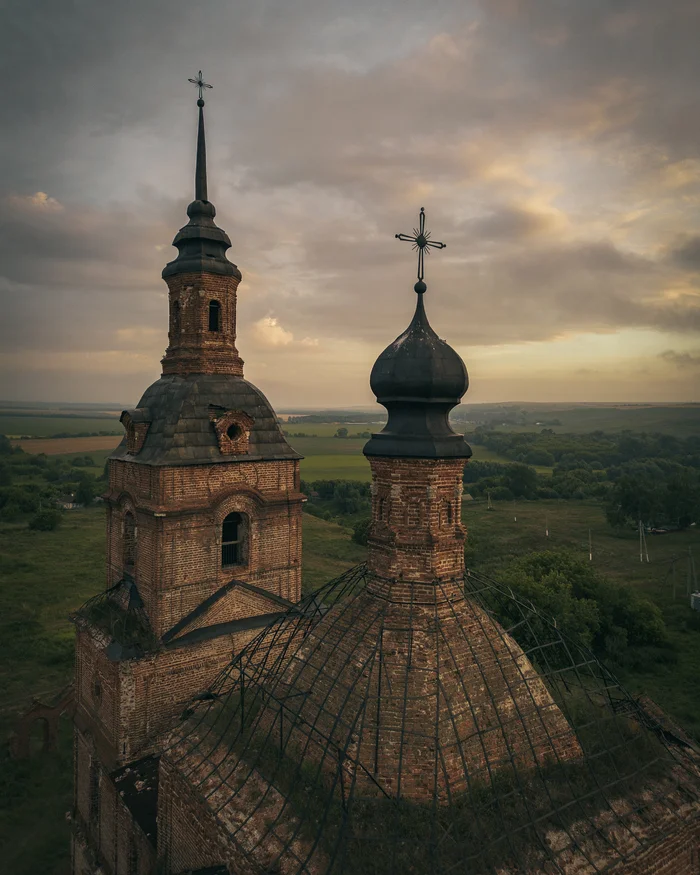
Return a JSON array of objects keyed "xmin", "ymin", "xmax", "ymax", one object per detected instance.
[{"xmin": 71, "ymin": 76, "xmax": 700, "ymax": 875}]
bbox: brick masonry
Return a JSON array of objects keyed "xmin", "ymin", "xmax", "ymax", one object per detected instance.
[
  {"xmin": 73, "ymin": 256, "xmax": 303, "ymax": 873},
  {"xmin": 366, "ymin": 456, "xmax": 466, "ymax": 583},
  {"xmin": 161, "ymin": 271, "xmax": 244, "ymax": 377}
]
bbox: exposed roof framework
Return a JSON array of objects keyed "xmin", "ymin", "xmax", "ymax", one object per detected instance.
[{"xmin": 164, "ymin": 564, "xmax": 700, "ymax": 875}]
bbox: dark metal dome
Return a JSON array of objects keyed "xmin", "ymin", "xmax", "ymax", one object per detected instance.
[
  {"xmin": 364, "ymin": 289, "xmax": 472, "ymax": 459},
  {"xmin": 165, "ymin": 565, "xmax": 700, "ymax": 875},
  {"xmin": 370, "ymin": 288, "xmax": 468, "ymax": 405},
  {"xmin": 109, "ymin": 373, "xmax": 300, "ymax": 466},
  {"xmin": 162, "ymin": 94, "xmax": 240, "ymax": 280}
]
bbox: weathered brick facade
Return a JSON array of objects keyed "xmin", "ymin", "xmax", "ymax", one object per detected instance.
[
  {"xmin": 72, "ymin": 107, "xmax": 304, "ymax": 871},
  {"xmin": 367, "ymin": 456, "xmax": 466, "ymax": 583},
  {"xmin": 161, "ymin": 272, "xmax": 244, "ymax": 377}
]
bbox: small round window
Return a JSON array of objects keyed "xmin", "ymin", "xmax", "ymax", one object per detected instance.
[{"xmin": 226, "ymin": 423, "xmax": 242, "ymax": 441}]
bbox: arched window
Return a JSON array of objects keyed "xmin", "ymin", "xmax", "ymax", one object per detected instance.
[
  {"xmin": 443, "ymin": 501, "xmax": 453, "ymax": 526},
  {"xmin": 123, "ymin": 512, "xmax": 136, "ymax": 571},
  {"xmin": 221, "ymin": 512, "xmax": 245, "ymax": 567},
  {"xmin": 208, "ymin": 299, "xmax": 221, "ymax": 332},
  {"xmin": 172, "ymin": 299, "xmax": 181, "ymax": 334}
]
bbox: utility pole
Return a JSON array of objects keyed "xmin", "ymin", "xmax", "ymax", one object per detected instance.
[
  {"xmin": 688, "ymin": 548, "xmax": 698, "ymax": 596},
  {"xmin": 638, "ymin": 520, "xmax": 649, "ymax": 563}
]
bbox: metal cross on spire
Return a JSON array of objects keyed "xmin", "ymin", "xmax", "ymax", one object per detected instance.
[
  {"xmin": 395, "ymin": 207, "xmax": 446, "ymax": 286},
  {"xmin": 188, "ymin": 70, "xmax": 213, "ymax": 103}
]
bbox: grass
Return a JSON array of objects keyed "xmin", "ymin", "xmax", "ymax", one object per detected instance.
[
  {"xmin": 463, "ymin": 498, "xmax": 700, "ymax": 737},
  {"xmin": 0, "ymin": 508, "xmax": 106, "ymax": 875},
  {"xmin": 302, "ymin": 514, "xmax": 366, "ymax": 592},
  {"xmin": 0, "ymin": 507, "xmax": 363, "ymax": 873},
  {"xmin": 2, "ymin": 458, "xmax": 699, "ymax": 870},
  {"xmin": 0, "ymin": 414, "xmax": 121, "ymax": 438},
  {"xmin": 470, "ymin": 404, "xmax": 700, "ymax": 437},
  {"xmin": 290, "ymin": 438, "xmax": 517, "ymax": 483}
]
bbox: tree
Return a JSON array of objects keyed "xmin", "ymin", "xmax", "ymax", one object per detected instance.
[
  {"xmin": 29, "ymin": 509, "xmax": 62, "ymax": 531},
  {"xmin": 334, "ymin": 427, "xmax": 349, "ymax": 439},
  {"xmin": 502, "ymin": 463, "xmax": 538, "ymax": 498},
  {"xmin": 75, "ymin": 477, "xmax": 97, "ymax": 507},
  {"xmin": 352, "ymin": 517, "xmax": 371, "ymax": 546},
  {"xmin": 495, "ymin": 551, "xmax": 669, "ymax": 663},
  {"xmin": 0, "ymin": 463, "xmax": 11, "ymax": 487}
]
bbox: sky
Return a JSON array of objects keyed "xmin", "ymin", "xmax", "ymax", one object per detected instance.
[{"xmin": 1, "ymin": 0, "xmax": 699, "ymax": 408}]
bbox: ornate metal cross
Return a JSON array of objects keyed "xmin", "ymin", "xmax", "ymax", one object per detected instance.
[
  {"xmin": 188, "ymin": 70, "xmax": 213, "ymax": 101},
  {"xmin": 395, "ymin": 207, "xmax": 446, "ymax": 282}
]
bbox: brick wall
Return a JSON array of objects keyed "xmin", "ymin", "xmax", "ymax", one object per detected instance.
[
  {"xmin": 75, "ymin": 624, "xmax": 268, "ymax": 768},
  {"xmin": 158, "ymin": 756, "xmax": 233, "ymax": 873},
  {"xmin": 613, "ymin": 821, "xmax": 700, "ymax": 874},
  {"xmin": 366, "ymin": 456, "xmax": 466, "ymax": 583},
  {"xmin": 106, "ymin": 458, "xmax": 302, "ymax": 636},
  {"xmin": 161, "ymin": 271, "xmax": 244, "ymax": 376}
]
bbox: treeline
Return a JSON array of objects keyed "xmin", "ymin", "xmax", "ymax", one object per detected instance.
[
  {"xmin": 0, "ymin": 435, "xmax": 105, "ymax": 529},
  {"xmin": 489, "ymin": 551, "xmax": 675, "ymax": 670},
  {"xmin": 301, "ymin": 479, "xmax": 371, "ymax": 520},
  {"xmin": 285, "ymin": 412, "xmax": 384, "ymax": 425},
  {"xmin": 464, "ymin": 449, "xmax": 700, "ymax": 530},
  {"xmin": 471, "ymin": 428, "xmax": 700, "ymax": 469}
]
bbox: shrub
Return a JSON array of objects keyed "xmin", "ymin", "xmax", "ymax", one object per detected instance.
[
  {"xmin": 352, "ymin": 518, "xmax": 371, "ymax": 546},
  {"xmin": 28, "ymin": 509, "xmax": 62, "ymax": 531}
]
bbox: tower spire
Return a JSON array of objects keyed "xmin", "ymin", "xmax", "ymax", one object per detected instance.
[
  {"xmin": 195, "ymin": 99, "xmax": 208, "ymax": 202},
  {"xmin": 188, "ymin": 71, "xmax": 212, "ymax": 202},
  {"xmin": 163, "ymin": 71, "xmax": 238, "ymax": 281}
]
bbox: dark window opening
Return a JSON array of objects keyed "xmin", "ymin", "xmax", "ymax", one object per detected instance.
[
  {"xmin": 124, "ymin": 512, "xmax": 136, "ymax": 571},
  {"xmin": 226, "ymin": 423, "xmax": 242, "ymax": 441},
  {"xmin": 89, "ymin": 759, "xmax": 100, "ymax": 829},
  {"xmin": 208, "ymin": 299, "xmax": 221, "ymax": 332},
  {"xmin": 222, "ymin": 512, "xmax": 245, "ymax": 567},
  {"xmin": 172, "ymin": 299, "xmax": 181, "ymax": 334}
]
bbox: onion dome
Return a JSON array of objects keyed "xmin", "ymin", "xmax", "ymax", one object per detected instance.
[
  {"xmin": 162, "ymin": 88, "xmax": 240, "ymax": 280},
  {"xmin": 166, "ymin": 563, "xmax": 700, "ymax": 875},
  {"xmin": 364, "ymin": 281, "xmax": 472, "ymax": 459}
]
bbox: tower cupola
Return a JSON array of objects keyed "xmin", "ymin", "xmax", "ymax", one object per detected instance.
[
  {"xmin": 364, "ymin": 209, "xmax": 472, "ymax": 460},
  {"xmin": 162, "ymin": 73, "xmax": 239, "ymax": 281}
]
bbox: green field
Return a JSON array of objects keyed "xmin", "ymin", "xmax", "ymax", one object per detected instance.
[
  {"xmin": 0, "ymin": 508, "xmax": 364, "ymax": 874},
  {"xmin": 463, "ymin": 498, "xmax": 700, "ymax": 736},
  {"xmin": 459, "ymin": 404, "xmax": 700, "ymax": 437},
  {"xmin": 289, "ymin": 437, "xmax": 517, "ymax": 482},
  {"xmin": 0, "ymin": 415, "xmax": 121, "ymax": 438}
]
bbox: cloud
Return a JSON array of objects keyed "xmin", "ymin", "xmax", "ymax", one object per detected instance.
[
  {"xmin": 1, "ymin": 0, "xmax": 700, "ymax": 403},
  {"xmin": 659, "ymin": 349, "xmax": 700, "ymax": 369},
  {"xmin": 8, "ymin": 191, "xmax": 64, "ymax": 211},
  {"xmin": 668, "ymin": 236, "xmax": 700, "ymax": 272},
  {"xmin": 251, "ymin": 316, "xmax": 294, "ymax": 347}
]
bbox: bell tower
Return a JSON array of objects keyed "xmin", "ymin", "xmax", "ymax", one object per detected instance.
[
  {"xmin": 71, "ymin": 72, "xmax": 304, "ymax": 875},
  {"xmin": 364, "ymin": 208, "xmax": 472, "ymax": 584}
]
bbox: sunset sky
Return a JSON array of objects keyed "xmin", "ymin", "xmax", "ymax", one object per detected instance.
[{"xmin": 1, "ymin": 0, "xmax": 699, "ymax": 408}]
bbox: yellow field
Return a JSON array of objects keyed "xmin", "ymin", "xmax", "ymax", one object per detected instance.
[{"xmin": 14, "ymin": 436, "xmax": 121, "ymax": 455}]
